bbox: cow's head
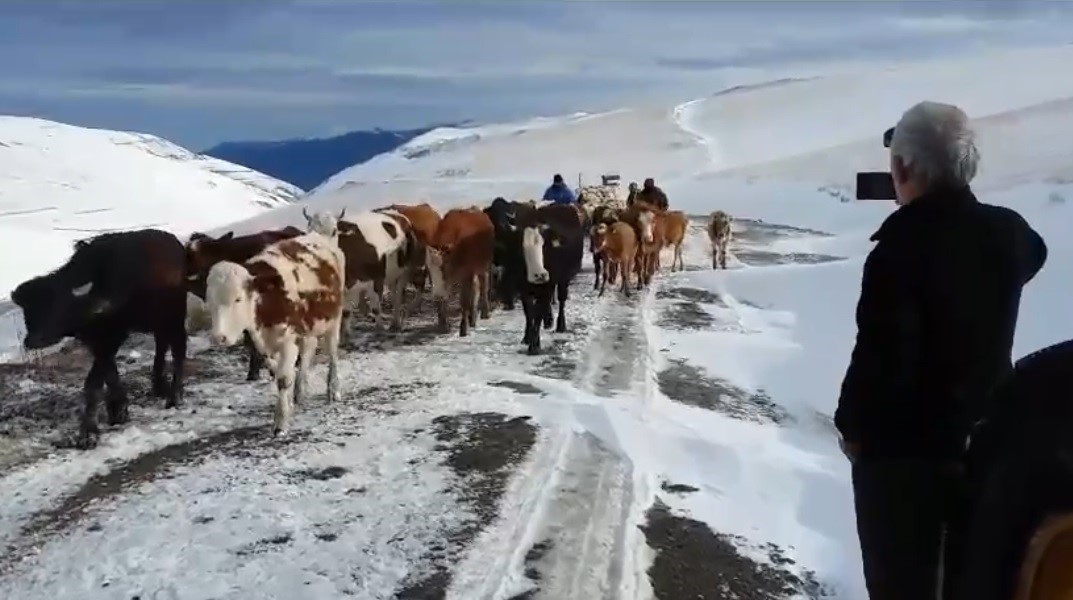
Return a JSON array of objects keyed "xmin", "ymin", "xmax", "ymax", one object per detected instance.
[
  {"xmin": 522, "ymin": 224, "xmax": 552, "ymax": 284},
  {"xmin": 303, "ymin": 207, "xmax": 346, "ymax": 238},
  {"xmin": 12, "ymin": 275, "xmax": 110, "ymax": 350},
  {"xmin": 636, "ymin": 209, "xmax": 656, "ymax": 244},
  {"xmin": 184, "ymin": 231, "xmax": 234, "ymax": 297},
  {"xmin": 205, "ymin": 261, "xmax": 254, "ymax": 346},
  {"xmin": 424, "ymin": 244, "xmax": 450, "ymax": 299},
  {"xmin": 590, "ymin": 223, "xmax": 610, "ymax": 254}
]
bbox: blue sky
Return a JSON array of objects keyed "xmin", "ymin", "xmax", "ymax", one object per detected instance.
[{"xmin": 3, "ymin": 0, "xmax": 1073, "ymax": 148}]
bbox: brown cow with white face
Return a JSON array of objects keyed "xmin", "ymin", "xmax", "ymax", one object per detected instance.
[{"xmin": 204, "ymin": 232, "xmax": 345, "ymax": 436}]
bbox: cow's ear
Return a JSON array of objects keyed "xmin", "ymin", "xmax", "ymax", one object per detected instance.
[
  {"xmin": 219, "ymin": 231, "xmax": 234, "ymax": 241},
  {"xmin": 538, "ymin": 223, "xmax": 550, "ymax": 232}
]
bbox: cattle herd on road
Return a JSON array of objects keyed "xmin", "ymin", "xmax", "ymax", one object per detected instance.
[{"xmin": 10, "ymin": 193, "xmax": 736, "ymax": 448}]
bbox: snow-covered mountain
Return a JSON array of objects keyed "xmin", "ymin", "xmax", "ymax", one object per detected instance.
[
  {"xmin": 3, "ymin": 44, "xmax": 1073, "ymax": 599},
  {"xmin": 0, "ymin": 116, "xmax": 300, "ymax": 300}
]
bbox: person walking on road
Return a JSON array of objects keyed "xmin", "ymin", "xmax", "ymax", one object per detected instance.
[{"xmin": 834, "ymin": 100, "xmax": 1047, "ymax": 600}]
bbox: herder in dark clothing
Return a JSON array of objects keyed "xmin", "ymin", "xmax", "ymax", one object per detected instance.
[
  {"xmin": 633, "ymin": 177, "xmax": 668, "ymax": 210},
  {"xmin": 835, "ymin": 100, "xmax": 1047, "ymax": 600},
  {"xmin": 956, "ymin": 339, "xmax": 1073, "ymax": 600}
]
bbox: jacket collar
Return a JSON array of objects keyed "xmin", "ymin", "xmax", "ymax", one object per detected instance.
[{"xmin": 870, "ymin": 185, "xmax": 977, "ymax": 242}]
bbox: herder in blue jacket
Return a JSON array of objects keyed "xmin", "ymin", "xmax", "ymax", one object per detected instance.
[{"xmin": 542, "ymin": 174, "xmax": 577, "ymax": 205}]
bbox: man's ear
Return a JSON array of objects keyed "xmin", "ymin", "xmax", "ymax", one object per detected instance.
[{"xmin": 891, "ymin": 155, "xmax": 910, "ymax": 185}]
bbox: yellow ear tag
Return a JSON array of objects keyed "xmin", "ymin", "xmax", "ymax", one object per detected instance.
[{"xmin": 551, "ymin": 239, "xmax": 561, "ymax": 248}]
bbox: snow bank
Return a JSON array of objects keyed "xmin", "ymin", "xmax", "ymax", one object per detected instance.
[{"xmin": 0, "ymin": 116, "xmax": 301, "ymax": 301}]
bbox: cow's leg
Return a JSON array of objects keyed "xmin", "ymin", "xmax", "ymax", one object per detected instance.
[
  {"xmin": 459, "ymin": 275, "xmax": 474, "ymax": 337},
  {"xmin": 81, "ymin": 330, "xmax": 125, "ymax": 448},
  {"xmin": 598, "ymin": 258, "xmax": 608, "ymax": 297},
  {"xmin": 468, "ymin": 274, "xmax": 478, "ymax": 327},
  {"xmin": 293, "ymin": 335, "xmax": 317, "ymax": 407},
  {"xmin": 521, "ymin": 290, "xmax": 534, "ymax": 346},
  {"xmin": 592, "ymin": 251, "xmax": 601, "ymax": 290},
  {"xmin": 555, "ymin": 280, "xmax": 569, "ymax": 333},
  {"xmin": 477, "ymin": 269, "xmax": 491, "ymax": 320},
  {"xmin": 80, "ymin": 359, "xmax": 107, "ymax": 449},
  {"xmin": 151, "ymin": 331, "xmax": 169, "ymax": 398},
  {"xmin": 166, "ymin": 323, "xmax": 187, "ymax": 409},
  {"xmin": 325, "ymin": 318, "xmax": 342, "ymax": 403},
  {"xmin": 273, "ymin": 338, "xmax": 300, "ymax": 436},
  {"xmin": 102, "ymin": 332, "xmax": 131, "ymax": 427},
  {"xmin": 712, "ymin": 240, "xmax": 719, "ymax": 269},
  {"xmin": 528, "ymin": 294, "xmax": 548, "ymax": 355},
  {"xmin": 369, "ymin": 280, "xmax": 386, "ymax": 330},
  {"xmin": 720, "ymin": 241, "xmax": 728, "ymax": 269},
  {"xmin": 390, "ymin": 276, "xmax": 407, "ymax": 333},
  {"xmin": 246, "ymin": 338, "xmax": 264, "ymax": 381}
]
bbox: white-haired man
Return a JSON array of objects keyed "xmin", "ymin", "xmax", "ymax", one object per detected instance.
[{"xmin": 835, "ymin": 101, "xmax": 1047, "ymax": 600}]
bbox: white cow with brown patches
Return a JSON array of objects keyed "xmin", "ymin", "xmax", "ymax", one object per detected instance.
[
  {"xmin": 336, "ymin": 211, "xmax": 420, "ymax": 335},
  {"xmin": 205, "ymin": 233, "xmax": 345, "ymax": 435}
]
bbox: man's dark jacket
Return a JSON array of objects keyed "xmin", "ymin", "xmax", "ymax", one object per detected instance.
[
  {"xmin": 834, "ymin": 185, "xmax": 1047, "ymax": 459},
  {"xmin": 634, "ymin": 186, "xmax": 669, "ymax": 210}
]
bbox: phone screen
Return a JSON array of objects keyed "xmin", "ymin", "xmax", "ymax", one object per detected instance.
[{"xmin": 856, "ymin": 172, "xmax": 897, "ymax": 200}]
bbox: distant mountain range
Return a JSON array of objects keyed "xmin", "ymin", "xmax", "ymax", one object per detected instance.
[{"xmin": 202, "ymin": 126, "xmax": 444, "ymax": 191}]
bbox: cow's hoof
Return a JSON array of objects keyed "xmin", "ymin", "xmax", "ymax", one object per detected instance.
[
  {"xmin": 77, "ymin": 427, "xmax": 100, "ymax": 450},
  {"xmin": 328, "ymin": 391, "xmax": 341, "ymax": 404},
  {"xmin": 390, "ymin": 322, "xmax": 402, "ymax": 333},
  {"xmin": 555, "ymin": 324, "xmax": 567, "ymax": 334},
  {"xmin": 107, "ymin": 405, "xmax": 130, "ymax": 426},
  {"xmin": 246, "ymin": 371, "xmax": 260, "ymax": 382},
  {"xmin": 151, "ymin": 383, "xmax": 169, "ymax": 399},
  {"xmin": 527, "ymin": 345, "xmax": 541, "ymax": 356}
]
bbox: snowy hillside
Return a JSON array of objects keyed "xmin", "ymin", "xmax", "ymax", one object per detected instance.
[
  {"xmin": 3, "ymin": 44, "xmax": 1073, "ymax": 600},
  {"xmin": 0, "ymin": 116, "xmax": 300, "ymax": 300}
]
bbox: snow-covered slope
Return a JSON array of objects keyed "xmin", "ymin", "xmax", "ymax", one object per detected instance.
[
  {"xmin": 3, "ymin": 44, "xmax": 1073, "ymax": 599},
  {"xmin": 0, "ymin": 116, "xmax": 300, "ymax": 300}
]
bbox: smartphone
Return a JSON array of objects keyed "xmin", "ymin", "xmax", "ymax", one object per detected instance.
[{"xmin": 856, "ymin": 172, "xmax": 896, "ymax": 201}]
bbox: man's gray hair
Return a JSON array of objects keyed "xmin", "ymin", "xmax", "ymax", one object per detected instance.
[{"xmin": 890, "ymin": 101, "xmax": 980, "ymax": 188}]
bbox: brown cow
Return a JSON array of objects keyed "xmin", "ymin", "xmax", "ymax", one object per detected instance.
[
  {"xmin": 708, "ymin": 210, "xmax": 733, "ymax": 269},
  {"xmin": 622, "ymin": 201, "xmax": 667, "ymax": 287},
  {"xmin": 184, "ymin": 225, "xmax": 304, "ymax": 380},
  {"xmin": 662, "ymin": 210, "xmax": 689, "ymax": 272},
  {"xmin": 426, "ymin": 208, "xmax": 495, "ymax": 337},
  {"xmin": 204, "ymin": 232, "xmax": 345, "ymax": 436},
  {"xmin": 592, "ymin": 221, "xmax": 638, "ymax": 297}
]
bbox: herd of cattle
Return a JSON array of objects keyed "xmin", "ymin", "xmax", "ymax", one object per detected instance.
[{"xmin": 10, "ymin": 194, "xmax": 735, "ymax": 448}]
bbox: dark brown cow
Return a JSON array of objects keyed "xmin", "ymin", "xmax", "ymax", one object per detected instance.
[
  {"xmin": 184, "ymin": 225, "xmax": 304, "ymax": 380},
  {"xmin": 204, "ymin": 233, "xmax": 345, "ymax": 436},
  {"xmin": 12, "ymin": 229, "xmax": 188, "ymax": 449},
  {"xmin": 426, "ymin": 208, "xmax": 495, "ymax": 336}
]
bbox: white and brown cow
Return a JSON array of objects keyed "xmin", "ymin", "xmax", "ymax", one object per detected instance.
[
  {"xmin": 205, "ymin": 232, "xmax": 345, "ymax": 435},
  {"xmin": 337, "ymin": 211, "xmax": 420, "ymax": 335}
]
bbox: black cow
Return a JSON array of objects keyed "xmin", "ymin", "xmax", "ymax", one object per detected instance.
[
  {"xmin": 484, "ymin": 197, "xmax": 536, "ymax": 310},
  {"xmin": 11, "ymin": 229, "xmax": 188, "ymax": 449},
  {"xmin": 588, "ymin": 204, "xmax": 622, "ymax": 290},
  {"xmin": 515, "ymin": 203, "xmax": 584, "ymax": 355}
]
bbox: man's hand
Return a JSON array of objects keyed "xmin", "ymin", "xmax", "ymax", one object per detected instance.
[{"xmin": 839, "ymin": 435, "xmax": 862, "ymax": 463}]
